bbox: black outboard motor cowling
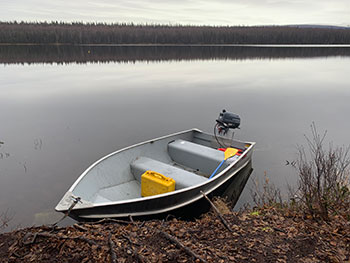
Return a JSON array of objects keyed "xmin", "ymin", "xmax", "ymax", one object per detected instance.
[{"xmin": 216, "ymin": 109, "xmax": 240, "ymax": 129}]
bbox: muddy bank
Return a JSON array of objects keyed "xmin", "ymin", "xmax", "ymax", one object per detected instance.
[{"xmin": 1, "ymin": 200, "xmax": 349, "ymax": 263}]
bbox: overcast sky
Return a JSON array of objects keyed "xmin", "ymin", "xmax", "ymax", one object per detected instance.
[{"xmin": 1, "ymin": 0, "xmax": 349, "ymax": 26}]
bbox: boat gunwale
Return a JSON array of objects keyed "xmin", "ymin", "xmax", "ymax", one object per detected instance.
[{"xmin": 56, "ymin": 128, "xmax": 255, "ymax": 211}]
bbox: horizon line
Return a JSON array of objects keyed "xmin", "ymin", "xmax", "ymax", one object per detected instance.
[{"xmin": 1, "ymin": 21, "xmax": 349, "ymax": 29}]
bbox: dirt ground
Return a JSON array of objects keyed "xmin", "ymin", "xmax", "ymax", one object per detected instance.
[{"xmin": 1, "ymin": 201, "xmax": 349, "ymax": 263}]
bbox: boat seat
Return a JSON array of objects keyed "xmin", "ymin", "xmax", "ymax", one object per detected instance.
[
  {"xmin": 92, "ymin": 180, "xmax": 141, "ymax": 203},
  {"xmin": 168, "ymin": 139, "xmax": 227, "ymax": 175},
  {"xmin": 130, "ymin": 157, "xmax": 207, "ymax": 190}
]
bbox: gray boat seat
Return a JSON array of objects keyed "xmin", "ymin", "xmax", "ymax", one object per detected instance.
[
  {"xmin": 168, "ymin": 139, "xmax": 226, "ymax": 175},
  {"xmin": 130, "ymin": 157, "xmax": 207, "ymax": 190},
  {"xmin": 92, "ymin": 180, "xmax": 141, "ymax": 203}
]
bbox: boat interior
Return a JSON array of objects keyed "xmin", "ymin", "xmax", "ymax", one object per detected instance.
[{"xmin": 71, "ymin": 130, "xmax": 250, "ymax": 204}]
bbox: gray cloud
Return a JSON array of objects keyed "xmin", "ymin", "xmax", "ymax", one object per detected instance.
[{"xmin": 1, "ymin": 0, "xmax": 349, "ymax": 26}]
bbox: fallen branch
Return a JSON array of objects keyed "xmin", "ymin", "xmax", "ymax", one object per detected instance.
[
  {"xmin": 108, "ymin": 232, "xmax": 118, "ymax": 263},
  {"xmin": 200, "ymin": 191, "xmax": 232, "ymax": 232},
  {"xmin": 158, "ymin": 230, "xmax": 207, "ymax": 263}
]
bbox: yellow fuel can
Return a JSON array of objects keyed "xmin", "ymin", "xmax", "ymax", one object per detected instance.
[{"xmin": 141, "ymin": 170, "xmax": 175, "ymax": 197}]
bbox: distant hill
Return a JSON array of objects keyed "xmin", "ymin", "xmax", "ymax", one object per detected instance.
[{"xmin": 286, "ymin": 24, "xmax": 350, "ymax": 30}]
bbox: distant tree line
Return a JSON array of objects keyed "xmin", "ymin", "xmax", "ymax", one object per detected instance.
[
  {"xmin": 0, "ymin": 45, "xmax": 349, "ymax": 65},
  {"xmin": 0, "ymin": 22, "xmax": 350, "ymax": 44}
]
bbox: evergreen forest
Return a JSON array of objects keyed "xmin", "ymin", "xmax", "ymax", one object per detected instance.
[{"xmin": 1, "ymin": 22, "xmax": 350, "ymax": 44}]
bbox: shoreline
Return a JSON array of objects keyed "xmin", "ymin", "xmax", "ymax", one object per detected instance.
[
  {"xmin": 1, "ymin": 43, "xmax": 350, "ymax": 47},
  {"xmin": 1, "ymin": 200, "xmax": 349, "ymax": 262}
]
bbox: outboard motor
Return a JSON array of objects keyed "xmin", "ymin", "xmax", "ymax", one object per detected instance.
[
  {"xmin": 214, "ymin": 109, "xmax": 241, "ymax": 147},
  {"xmin": 216, "ymin": 109, "xmax": 240, "ymax": 135},
  {"xmin": 217, "ymin": 110, "xmax": 240, "ymax": 130}
]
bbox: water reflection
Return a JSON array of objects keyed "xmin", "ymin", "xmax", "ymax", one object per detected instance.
[
  {"xmin": 0, "ymin": 142, "xmax": 10, "ymax": 160},
  {"xmin": 0, "ymin": 153, "xmax": 10, "ymax": 159},
  {"xmin": 34, "ymin": 139, "xmax": 43, "ymax": 150},
  {"xmin": 0, "ymin": 45, "xmax": 349, "ymax": 65}
]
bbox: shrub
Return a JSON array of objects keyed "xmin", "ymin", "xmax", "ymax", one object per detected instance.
[{"xmin": 294, "ymin": 123, "xmax": 350, "ymax": 220}]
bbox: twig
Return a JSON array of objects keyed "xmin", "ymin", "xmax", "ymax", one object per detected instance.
[
  {"xmin": 200, "ymin": 191, "xmax": 232, "ymax": 232},
  {"xmin": 121, "ymin": 233, "xmax": 141, "ymax": 247},
  {"xmin": 108, "ymin": 232, "xmax": 118, "ymax": 263},
  {"xmin": 303, "ymin": 221, "xmax": 344, "ymax": 238},
  {"xmin": 73, "ymin": 223, "xmax": 88, "ymax": 232},
  {"xmin": 203, "ymin": 247, "xmax": 229, "ymax": 261},
  {"xmin": 165, "ymin": 214, "xmax": 175, "ymax": 221},
  {"xmin": 129, "ymin": 215, "xmax": 135, "ymax": 224},
  {"xmin": 158, "ymin": 230, "xmax": 207, "ymax": 263},
  {"xmin": 273, "ymin": 227, "xmax": 286, "ymax": 233},
  {"xmin": 10, "ymin": 251, "xmax": 21, "ymax": 258},
  {"xmin": 23, "ymin": 232, "xmax": 38, "ymax": 245},
  {"xmin": 23, "ymin": 231, "xmax": 100, "ymax": 248},
  {"xmin": 121, "ymin": 232, "xmax": 145, "ymax": 263},
  {"xmin": 84, "ymin": 218, "xmax": 133, "ymax": 225},
  {"xmin": 0, "ymin": 208, "xmax": 14, "ymax": 232},
  {"xmin": 58, "ymin": 240, "xmax": 67, "ymax": 255}
]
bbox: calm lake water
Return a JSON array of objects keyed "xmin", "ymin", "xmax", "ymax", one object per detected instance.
[{"xmin": 1, "ymin": 45, "xmax": 350, "ymax": 230}]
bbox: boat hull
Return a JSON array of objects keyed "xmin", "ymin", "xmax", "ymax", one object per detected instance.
[
  {"xmin": 56, "ymin": 129, "xmax": 255, "ymax": 221},
  {"xmin": 74, "ymin": 160, "xmax": 253, "ymax": 221},
  {"xmin": 70, "ymin": 153, "xmax": 253, "ymax": 220}
]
